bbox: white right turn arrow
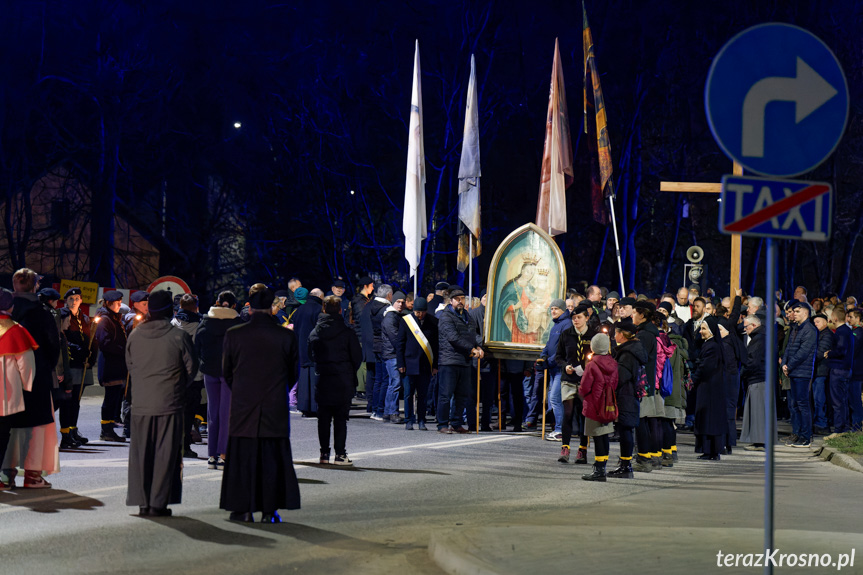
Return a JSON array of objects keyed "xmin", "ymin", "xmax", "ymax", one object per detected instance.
[{"xmin": 741, "ymin": 57, "xmax": 838, "ymax": 158}]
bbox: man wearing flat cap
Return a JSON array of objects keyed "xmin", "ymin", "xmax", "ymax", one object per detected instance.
[
  {"xmin": 125, "ymin": 290, "xmax": 197, "ymax": 517},
  {"xmin": 221, "ymin": 287, "xmax": 301, "ymax": 523},
  {"xmin": 428, "ymin": 282, "xmax": 449, "ymax": 316},
  {"xmin": 436, "ymin": 286, "xmax": 483, "ymax": 434},
  {"xmin": 781, "ymin": 300, "xmax": 817, "ymax": 447},
  {"xmin": 327, "ymin": 279, "xmax": 351, "ymax": 318}
]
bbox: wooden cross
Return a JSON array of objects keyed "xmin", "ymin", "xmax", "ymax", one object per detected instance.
[{"xmin": 660, "ymin": 162, "xmax": 743, "ymax": 295}]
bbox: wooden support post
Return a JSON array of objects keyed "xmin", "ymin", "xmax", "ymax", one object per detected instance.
[
  {"xmin": 541, "ymin": 368, "xmax": 548, "ymax": 440},
  {"xmin": 659, "ymin": 161, "xmax": 744, "ymax": 294},
  {"xmin": 497, "ymin": 360, "xmax": 502, "ymax": 432},
  {"xmin": 476, "ymin": 361, "xmax": 481, "ymax": 434}
]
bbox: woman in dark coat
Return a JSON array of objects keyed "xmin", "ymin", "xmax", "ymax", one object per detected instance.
[
  {"xmin": 693, "ymin": 316, "xmax": 728, "ymax": 460},
  {"xmin": 308, "ymin": 296, "xmax": 362, "ymax": 465},
  {"xmin": 94, "ymin": 291, "xmax": 128, "ymax": 443},
  {"xmin": 608, "ymin": 319, "xmax": 647, "ymax": 478},
  {"xmin": 221, "ymin": 287, "xmax": 301, "ymax": 524},
  {"xmin": 194, "ymin": 290, "xmax": 243, "ymax": 470}
]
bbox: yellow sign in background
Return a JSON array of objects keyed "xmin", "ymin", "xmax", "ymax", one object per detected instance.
[{"xmin": 59, "ymin": 279, "xmax": 99, "ymax": 304}]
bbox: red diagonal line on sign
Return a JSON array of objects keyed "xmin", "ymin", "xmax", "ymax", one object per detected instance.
[{"xmin": 724, "ymin": 184, "xmax": 830, "ymax": 233}]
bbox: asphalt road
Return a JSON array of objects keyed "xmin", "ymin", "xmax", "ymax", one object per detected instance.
[{"xmin": 0, "ymin": 394, "xmax": 856, "ymax": 575}]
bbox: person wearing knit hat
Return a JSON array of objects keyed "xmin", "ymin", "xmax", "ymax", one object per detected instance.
[
  {"xmin": 125, "ymin": 289, "xmax": 198, "ymax": 517},
  {"xmin": 579, "ymin": 332, "xmax": 618, "ymax": 481}
]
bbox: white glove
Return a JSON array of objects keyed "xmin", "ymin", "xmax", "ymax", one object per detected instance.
[{"xmin": 575, "ymin": 365, "xmax": 584, "ymax": 377}]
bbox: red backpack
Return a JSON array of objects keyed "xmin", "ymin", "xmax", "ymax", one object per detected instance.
[{"xmin": 597, "ymin": 382, "xmax": 619, "ymax": 424}]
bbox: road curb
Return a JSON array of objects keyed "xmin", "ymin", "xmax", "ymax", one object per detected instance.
[
  {"xmin": 428, "ymin": 530, "xmax": 501, "ymax": 575},
  {"xmin": 815, "ymin": 445, "xmax": 863, "ymax": 474}
]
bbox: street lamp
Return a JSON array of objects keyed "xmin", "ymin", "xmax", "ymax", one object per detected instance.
[{"xmin": 233, "ymin": 122, "xmax": 242, "ymax": 129}]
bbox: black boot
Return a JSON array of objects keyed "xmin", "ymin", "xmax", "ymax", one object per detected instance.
[
  {"xmin": 581, "ymin": 461, "xmax": 607, "ymax": 482},
  {"xmin": 607, "ymin": 458, "xmax": 634, "ymax": 479},
  {"xmin": 70, "ymin": 427, "xmax": 89, "ymax": 445},
  {"xmin": 100, "ymin": 422, "xmax": 126, "ymax": 443},
  {"xmin": 574, "ymin": 448, "xmax": 588, "ymax": 464},
  {"xmin": 60, "ymin": 432, "xmax": 80, "ymax": 450}
]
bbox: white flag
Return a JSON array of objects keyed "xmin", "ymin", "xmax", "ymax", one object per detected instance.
[
  {"xmin": 403, "ymin": 40, "xmax": 427, "ymax": 277},
  {"xmin": 457, "ymin": 54, "xmax": 481, "ymax": 273}
]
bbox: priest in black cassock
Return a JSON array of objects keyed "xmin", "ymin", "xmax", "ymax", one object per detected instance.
[
  {"xmin": 220, "ymin": 287, "xmax": 301, "ymax": 523},
  {"xmin": 125, "ymin": 290, "xmax": 198, "ymax": 517}
]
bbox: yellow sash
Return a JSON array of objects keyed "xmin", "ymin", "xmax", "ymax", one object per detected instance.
[{"xmin": 403, "ymin": 314, "xmax": 433, "ymax": 368}]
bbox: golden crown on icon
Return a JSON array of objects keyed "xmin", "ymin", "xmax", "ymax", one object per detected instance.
[
  {"xmin": 522, "ymin": 252, "xmax": 541, "ymax": 265},
  {"xmin": 537, "ymin": 268, "xmax": 550, "ymax": 276}
]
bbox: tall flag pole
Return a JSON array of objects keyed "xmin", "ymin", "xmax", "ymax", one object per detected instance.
[
  {"xmin": 457, "ymin": 54, "xmax": 482, "ymax": 306},
  {"xmin": 536, "ymin": 38, "xmax": 574, "ymax": 238},
  {"xmin": 404, "ymin": 40, "xmax": 427, "ymax": 296},
  {"xmin": 584, "ymin": 1, "xmax": 625, "ymax": 295}
]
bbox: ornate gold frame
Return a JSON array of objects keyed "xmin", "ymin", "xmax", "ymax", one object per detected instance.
[{"xmin": 483, "ymin": 223, "xmax": 567, "ymax": 359}]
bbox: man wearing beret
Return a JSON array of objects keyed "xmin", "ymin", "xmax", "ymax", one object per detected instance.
[
  {"xmin": 94, "ymin": 290, "xmax": 130, "ymax": 442},
  {"xmin": 436, "ymin": 287, "xmax": 483, "ymax": 434},
  {"xmin": 221, "ymin": 287, "xmax": 301, "ymax": 523},
  {"xmin": 58, "ymin": 287, "xmax": 98, "ymax": 448},
  {"xmin": 120, "ymin": 290, "xmax": 150, "ymax": 439},
  {"xmin": 781, "ymin": 301, "xmax": 817, "ymax": 448}
]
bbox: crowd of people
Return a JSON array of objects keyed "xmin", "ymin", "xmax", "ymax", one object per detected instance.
[{"xmin": 0, "ymin": 265, "xmax": 860, "ymax": 518}]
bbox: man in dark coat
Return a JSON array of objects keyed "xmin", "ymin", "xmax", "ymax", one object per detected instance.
[
  {"xmin": 847, "ymin": 309, "xmax": 863, "ymax": 432},
  {"xmin": 94, "ymin": 290, "xmax": 129, "ymax": 442},
  {"xmin": 58, "ymin": 287, "xmax": 98, "ymax": 448},
  {"xmin": 5, "ymin": 269, "xmax": 61, "ymax": 486},
  {"xmin": 351, "ymin": 276, "xmax": 375, "ymax": 339},
  {"xmin": 8, "ymin": 270, "xmax": 61, "ymax": 437},
  {"xmin": 632, "ymin": 300, "xmax": 663, "ymax": 471},
  {"xmin": 739, "ymin": 315, "xmax": 775, "ymax": 449},
  {"xmin": 308, "ymin": 295, "xmax": 362, "ymax": 464},
  {"xmin": 826, "ymin": 307, "xmax": 854, "ymax": 433},
  {"xmin": 362, "ymin": 285, "xmax": 392, "ymax": 419},
  {"xmin": 436, "ymin": 287, "xmax": 483, "ymax": 433},
  {"xmin": 125, "ymin": 290, "xmax": 197, "ymax": 517},
  {"xmin": 221, "ymin": 287, "xmax": 301, "ymax": 524},
  {"xmin": 292, "ymin": 288, "xmax": 324, "ymax": 416},
  {"xmin": 396, "ymin": 297, "xmax": 438, "ymax": 430},
  {"xmin": 781, "ymin": 301, "xmax": 817, "ymax": 447},
  {"xmin": 812, "ymin": 312, "xmax": 834, "ymax": 435}
]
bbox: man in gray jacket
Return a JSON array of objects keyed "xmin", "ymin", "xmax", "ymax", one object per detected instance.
[{"xmin": 125, "ymin": 290, "xmax": 198, "ymax": 517}]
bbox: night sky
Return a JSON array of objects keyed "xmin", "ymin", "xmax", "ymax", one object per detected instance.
[{"xmin": 2, "ymin": 1, "xmax": 861, "ymax": 302}]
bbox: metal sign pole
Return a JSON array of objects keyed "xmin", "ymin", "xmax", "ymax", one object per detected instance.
[{"xmin": 764, "ymin": 238, "xmax": 777, "ymax": 575}]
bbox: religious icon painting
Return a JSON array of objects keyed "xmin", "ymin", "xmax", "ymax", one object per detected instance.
[{"xmin": 484, "ymin": 223, "xmax": 567, "ymax": 359}]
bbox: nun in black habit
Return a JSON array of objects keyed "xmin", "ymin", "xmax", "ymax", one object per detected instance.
[
  {"xmin": 125, "ymin": 290, "xmax": 198, "ymax": 517},
  {"xmin": 693, "ymin": 316, "xmax": 729, "ymax": 461},
  {"xmin": 220, "ymin": 287, "xmax": 301, "ymax": 524}
]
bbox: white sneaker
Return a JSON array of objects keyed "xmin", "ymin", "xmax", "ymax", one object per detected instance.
[
  {"xmin": 370, "ymin": 414, "xmax": 383, "ymax": 421},
  {"xmin": 545, "ymin": 432, "xmax": 563, "ymax": 441}
]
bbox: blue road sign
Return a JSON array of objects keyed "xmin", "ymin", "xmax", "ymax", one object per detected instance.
[
  {"xmin": 705, "ymin": 23, "xmax": 848, "ymax": 177},
  {"xmin": 719, "ymin": 175, "xmax": 831, "ymax": 241}
]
